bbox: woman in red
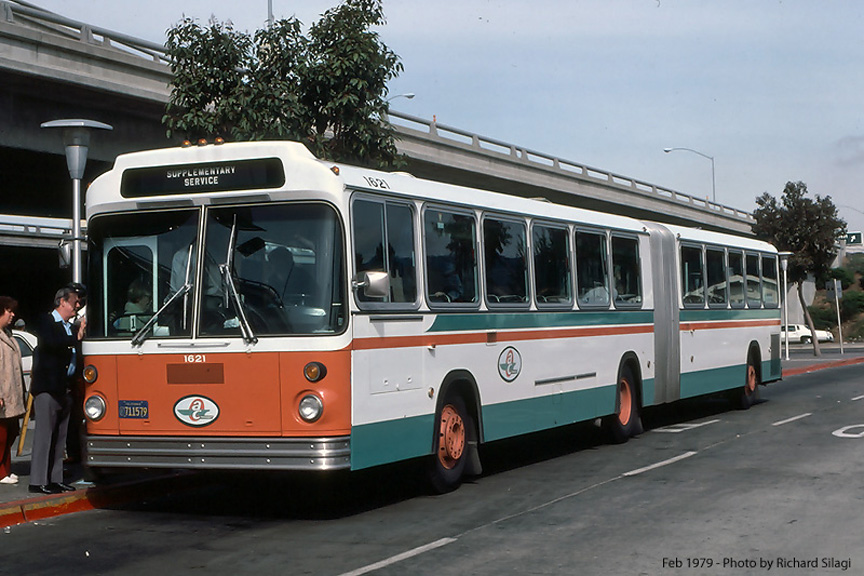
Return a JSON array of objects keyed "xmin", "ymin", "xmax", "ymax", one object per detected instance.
[{"xmin": 0, "ymin": 295, "xmax": 26, "ymax": 485}]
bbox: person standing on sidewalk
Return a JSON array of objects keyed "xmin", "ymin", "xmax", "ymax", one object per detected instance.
[
  {"xmin": 65, "ymin": 282, "xmax": 87, "ymax": 465},
  {"xmin": 0, "ymin": 296, "xmax": 26, "ymax": 486},
  {"xmin": 29, "ymin": 287, "xmax": 85, "ymax": 495}
]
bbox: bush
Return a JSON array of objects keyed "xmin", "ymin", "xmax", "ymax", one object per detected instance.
[
  {"xmin": 807, "ymin": 305, "xmax": 835, "ymax": 329},
  {"xmin": 846, "ymin": 253, "xmax": 864, "ymax": 276},
  {"xmin": 830, "ymin": 267, "xmax": 856, "ymax": 290},
  {"xmin": 840, "ymin": 290, "xmax": 864, "ymax": 321}
]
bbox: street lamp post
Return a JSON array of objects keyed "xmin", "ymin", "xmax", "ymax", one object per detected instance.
[
  {"xmin": 663, "ymin": 146, "xmax": 716, "ymax": 203},
  {"xmin": 386, "ymin": 93, "xmax": 415, "ymax": 103},
  {"xmin": 41, "ymin": 119, "xmax": 113, "ymax": 284},
  {"xmin": 779, "ymin": 251, "xmax": 792, "ymax": 360}
]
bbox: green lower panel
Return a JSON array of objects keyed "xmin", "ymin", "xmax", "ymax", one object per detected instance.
[
  {"xmin": 642, "ymin": 377, "xmax": 656, "ymax": 406},
  {"xmin": 680, "ymin": 364, "xmax": 746, "ymax": 399},
  {"xmin": 350, "ymin": 384, "xmax": 622, "ymax": 470},
  {"xmin": 482, "ymin": 385, "xmax": 617, "ymax": 442},
  {"xmin": 351, "ymin": 414, "xmax": 434, "ymax": 470},
  {"xmin": 765, "ymin": 358, "xmax": 782, "ymax": 382}
]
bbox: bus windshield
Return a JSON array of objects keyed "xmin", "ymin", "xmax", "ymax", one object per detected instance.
[{"xmin": 87, "ymin": 203, "xmax": 346, "ymax": 340}]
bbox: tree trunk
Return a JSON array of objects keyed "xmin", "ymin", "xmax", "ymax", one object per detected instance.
[{"xmin": 797, "ymin": 282, "xmax": 822, "ymax": 357}]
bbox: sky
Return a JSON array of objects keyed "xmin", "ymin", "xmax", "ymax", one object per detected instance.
[{"xmin": 29, "ymin": 0, "xmax": 864, "ymax": 235}]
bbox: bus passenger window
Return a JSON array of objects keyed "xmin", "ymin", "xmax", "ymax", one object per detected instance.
[
  {"xmin": 762, "ymin": 255, "xmax": 779, "ymax": 307},
  {"xmin": 424, "ymin": 209, "xmax": 478, "ymax": 305},
  {"xmin": 575, "ymin": 230, "xmax": 609, "ymax": 307},
  {"xmin": 746, "ymin": 253, "xmax": 761, "ymax": 308},
  {"xmin": 533, "ymin": 225, "xmax": 571, "ymax": 306},
  {"xmin": 611, "ymin": 236, "xmax": 641, "ymax": 307},
  {"xmin": 706, "ymin": 248, "xmax": 728, "ymax": 306},
  {"xmin": 728, "ymin": 251, "xmax": 745, "ymax": 308},
  {"xmin": 483, "ymin": 217, "xmax": 528, "ymax": 306},
  {"xmin": 681, "ymin": 246, "xmax": 705, "ymax": 306},
  {"xmin": 352, "ymin": 198, "xmax": 417, "ymax": 305}
]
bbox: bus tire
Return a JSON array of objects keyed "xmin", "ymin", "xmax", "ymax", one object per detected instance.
[
  {"xmin": 735, "ymin": 353, "xmax": 761, "ymax": 410},
  {"xmin": 605, "ymin": 364, "xmax": 641, "ymax": 444},
  {"xmin": 427, "ymin": 394, "xmax": 473, "ymax": 494}
]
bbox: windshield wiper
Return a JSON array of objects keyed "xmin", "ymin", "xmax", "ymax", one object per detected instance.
[
  {"xmin": 131, "ymin": 283, "xmax": 192, "ymax": 347},
  {"xmin": 220, "ymin": 216, "xmax": 257, "ymax": 345}
]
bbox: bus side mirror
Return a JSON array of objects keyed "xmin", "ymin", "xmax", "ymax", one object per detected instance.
[
  {"xmin": 58, "ymin": 240, "xmax": 72, "ymax": 269},
  {"xmin": 352, "ymin": 271, "xmax": 390, "ymax": 298}
]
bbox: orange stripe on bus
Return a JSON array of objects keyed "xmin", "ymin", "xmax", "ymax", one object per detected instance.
[
  {"xmin": 353, "ymin": 324, "xmax": 654, "ymax": 351},
  {"xmin": 680, "ymin": 319, "xmax": 780, "ymax": 331}
]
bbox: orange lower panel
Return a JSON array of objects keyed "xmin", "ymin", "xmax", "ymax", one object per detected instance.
[{"xmin": 84, "ymin": 349, "xmax": 350, "ymax": 437}]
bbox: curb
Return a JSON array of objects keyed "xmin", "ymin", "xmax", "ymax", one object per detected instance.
[
  {"xmin": 783, "ymin": 356, "xmax": 864, "ymax": 377},
  {"xmin": 0, "ymin": 472, "xmax": 199, "ymax": 528}
]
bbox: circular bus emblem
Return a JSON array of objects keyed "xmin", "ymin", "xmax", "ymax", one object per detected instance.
[
  {"xmin": 498, "ymin": 347, "xmax": 522, "ymax": 382},
  {"xmin": 174, "ymin": 395, "xmax": 220, "ymax": 427}
]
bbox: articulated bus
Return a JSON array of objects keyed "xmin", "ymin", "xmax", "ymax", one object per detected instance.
[{"xmin": 81, "ymin": 140, "xmax": 781, "ymax": 492}]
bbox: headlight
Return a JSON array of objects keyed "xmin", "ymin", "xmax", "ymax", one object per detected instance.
[
  {"xmin": 298, "ymin": 394, "xmax": 323, "ymax": 423},
  {"xmin": 84, "ymin": 395, "xmax": 107, "ymax": 421},
  {"xmin": 83, "ymin": 364, "xmax": 98, "ymax": 384}
]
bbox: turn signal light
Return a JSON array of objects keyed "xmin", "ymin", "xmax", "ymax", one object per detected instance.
[
  {"xmin": 304, "ymin": 362, "xmax": 327, "ymax": 382},
  {"xmin": 83, "ymin": 364, "xmax": 98, "ymax": 384}
]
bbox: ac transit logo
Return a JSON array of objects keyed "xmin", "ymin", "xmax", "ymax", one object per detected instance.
[
  {"xmin": 498, "ymin": 346, "xmax": 522, "ymax": 382},
  {"xmin": 174, "ymin": 395, "xmax": 219, "ymax": 427}
]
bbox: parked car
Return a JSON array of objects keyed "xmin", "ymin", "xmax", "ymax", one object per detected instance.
[
  {"xmin": 12, "ymin": 329, "xmax": 37, "ymax": 394},
  {"xmin": 782, "ymin": 324, "xmax": 834, "ymax": 344}
]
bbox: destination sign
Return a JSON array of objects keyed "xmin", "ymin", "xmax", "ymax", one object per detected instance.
[{"xmin": 121, "ymin": 158, "xmax": 285, "ymax": 198}]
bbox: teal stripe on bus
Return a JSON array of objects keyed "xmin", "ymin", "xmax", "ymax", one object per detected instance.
[
  {"xmin": 679, "ymin": 308, "xmax": 780, "ymax": 322},
  {"xmin": 351, "ymin": 414, "xmax": 434, "ymax": 470},
  {"xmin": 429, "ymin": 310, "xmax": 655, "ymax": 332},
  {"xmin": 680, "ymin": 364, "xmax": 746, "ymax": 398},
  {"xmin": 482, "ymin": 385, "xmax": 617, "ymax": 442},
  {"xmin": 350, "ymin": 384, "xmax": 624, "ymax": 470}
]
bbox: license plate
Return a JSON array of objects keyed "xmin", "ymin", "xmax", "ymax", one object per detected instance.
[{"xmin": 118, "ymin": 400, "xmax": 149, "ymax": 419}]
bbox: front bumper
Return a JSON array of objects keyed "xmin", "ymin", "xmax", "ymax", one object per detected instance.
[{"xmin": 85, "ymin": 435, "xmax": 351, "ymax": 470}]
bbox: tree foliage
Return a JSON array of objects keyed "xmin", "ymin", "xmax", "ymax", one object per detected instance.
[
  {"xmin": 752, "ymin": 181, "xmax": 846, "ymax": 355},
  {"xmin": 162, "ymin": 0, "xmax": 404, "ymax": 168},
  {"xmin": 752, "ymin": 181, "xmax": 846, "ymax": 285}
]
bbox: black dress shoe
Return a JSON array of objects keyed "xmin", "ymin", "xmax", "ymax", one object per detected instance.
[
  {"xmin": 49, "ymin": 482, "xmax": 76, "ymax": 492},
  {"xmin": 28, "ymin": 484, "xmax": 60, "ymax": 495}
]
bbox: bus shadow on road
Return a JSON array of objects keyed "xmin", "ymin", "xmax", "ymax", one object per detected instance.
[{"xmin": 114, "ymin": 393, "xmax": 756, "ymax": 521}]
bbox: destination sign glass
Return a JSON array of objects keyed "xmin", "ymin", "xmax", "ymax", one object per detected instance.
[{"xmin": 121, "ymin": 158, "xmax": 285, "ymax": 198}]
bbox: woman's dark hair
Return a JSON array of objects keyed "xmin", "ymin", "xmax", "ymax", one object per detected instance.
[{"xmin": 0, "ymin": 295, "xmax": 18, "ymax": 314}]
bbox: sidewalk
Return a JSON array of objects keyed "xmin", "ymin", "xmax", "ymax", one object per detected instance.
[
  {"xmin": 780, "ymin": 341, "xmax": 864, "ymax": 376},
  {"xmin": 3, "ymin": 343, "xmax": 864, "ymax": 528},
  {"xmin": 1, "ymin": 421, "xmax": 196, "ymax": 528}
]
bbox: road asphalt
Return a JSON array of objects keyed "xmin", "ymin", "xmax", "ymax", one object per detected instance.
[{"xmin": 3, "ymin": 342, "xmax": 863, "ymax": 528}]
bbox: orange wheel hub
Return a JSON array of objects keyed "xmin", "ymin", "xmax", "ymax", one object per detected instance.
[
  {"xmin": 618, "ymin": 379, "xmax": 632, "ymax": 426},
  {"xmin": 438, "ymin": 404, "xmax": 465, "ymax": 470},
  {"xmin": 746, "ymin": 365, "xmax": 757, "ymax": 395}
]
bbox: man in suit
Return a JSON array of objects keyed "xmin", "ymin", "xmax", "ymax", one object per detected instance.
[
  {"xmin": 28, "ymin": 287, "xmax": 86, "ymax": 494},
  {"xmin": 65, "ymin": 282, "xmax": 87, "ymax": 464}
]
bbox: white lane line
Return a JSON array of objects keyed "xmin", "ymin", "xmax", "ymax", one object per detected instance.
[
  {"xmin": 772, "ymin": 413, "xmax": 812, "ymax": 427},
  {"xmin": 622, "ymin": 451, "xmax": 698, "ymax": 477},
  {"xmin": 653, "ymin": 419, "xmax": 721, "ymax": 433},
  {"xmin": 338, "ymin": 538, "xmax": 458, "ymax": 576},
  {"xmin": 852, "ymin": 395, "xmax": 864, "ymax": 401}
]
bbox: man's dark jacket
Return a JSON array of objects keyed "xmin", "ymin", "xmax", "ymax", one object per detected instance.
[{"xmin": 31, "ymin": 312, "xmax": 82, "ymax": 396}]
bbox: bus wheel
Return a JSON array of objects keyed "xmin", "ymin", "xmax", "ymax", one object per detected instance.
[
  {"xmin": 605, "ymin": 365, "xmax": 641, "ymax": 444},
  {"xmin": 427, "ymin": 394, "xmax": 472, "ymax": 493},
  {"xmin": 735, "ymin": 354, "xmax": 760, "ymax": 410}
]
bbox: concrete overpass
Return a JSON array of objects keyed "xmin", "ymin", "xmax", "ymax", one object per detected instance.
[
  {"xmin": 0, "ymin": 0, "xmax": 754, "ymax": 232},
  {"xmin": 0, "ymin": 1, "xmax": 755, "ymax": 319}
]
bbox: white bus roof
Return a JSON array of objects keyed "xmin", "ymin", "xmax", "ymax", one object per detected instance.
[{"xmin": 88, "ymin": 140, "xmax": 768, "ymax": 249}]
